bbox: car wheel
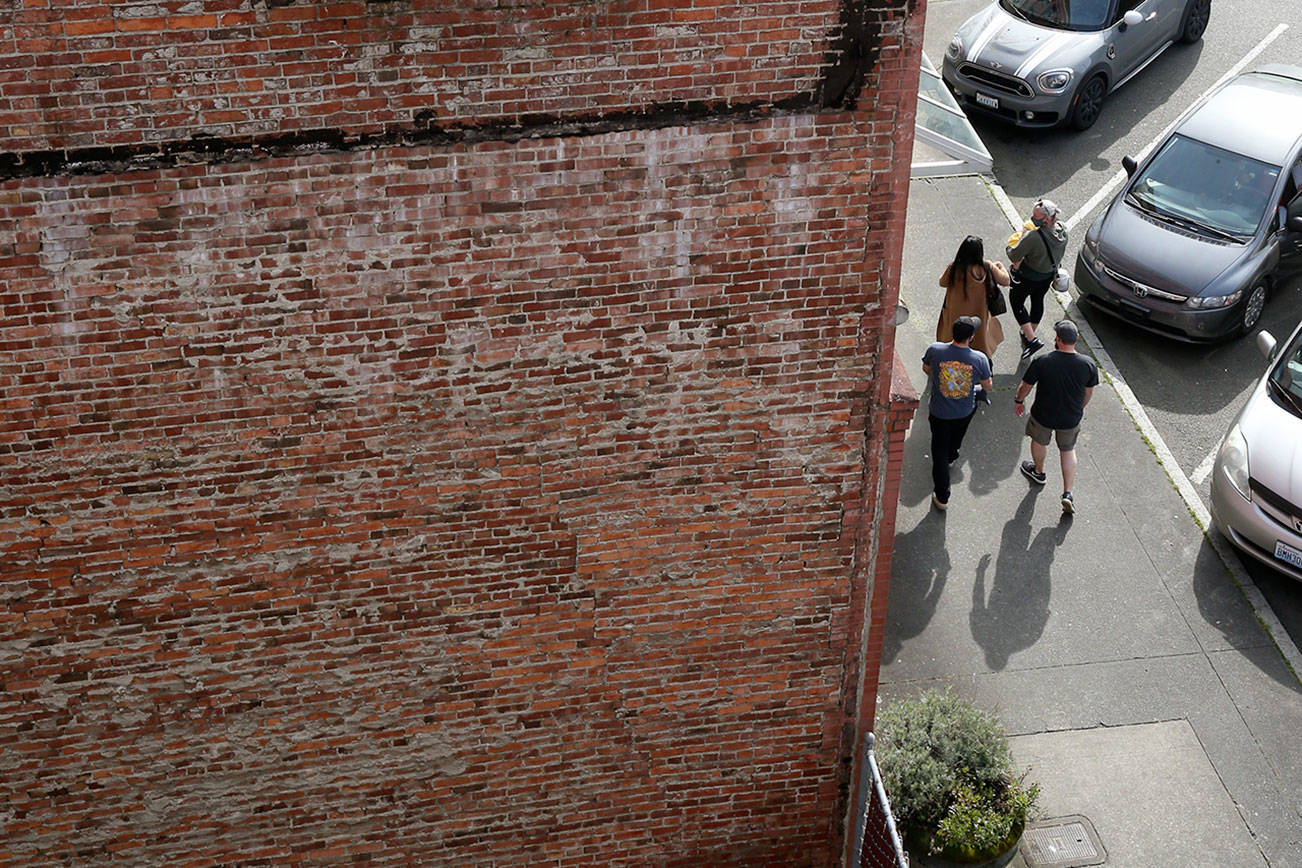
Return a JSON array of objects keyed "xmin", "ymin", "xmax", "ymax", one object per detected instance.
[
  {"xmin": 1237, "ymin": 283, "xmax": 1266, "ymax": 336},
  {"xmin": 1179, "ymin": 0, "xmax": 1211, "ymax": 44},
  {"xmin": 1069, "ymin": 76, "xmax": 1107, "ymax": 131}
]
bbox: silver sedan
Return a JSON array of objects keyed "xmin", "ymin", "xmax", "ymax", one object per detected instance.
[
  {"xmin": 1211, "ymin": 323, "xmax": 1302, "ymax": 582},
  {"xmin": 942, "ymin": 0, "xmax": 1211, "ymax": 130}
]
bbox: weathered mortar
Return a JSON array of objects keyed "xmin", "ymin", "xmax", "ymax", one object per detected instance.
[{"xmin": 0, "ymin": 1, "xmax": 921, "ymax": 864}]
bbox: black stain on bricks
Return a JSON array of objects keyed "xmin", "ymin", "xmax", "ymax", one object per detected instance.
[
  {"xmin": 0, "ymin": 1, "xmax": 903, "ymax": 181},
  {"xmin": 819, "ymin": 0, "xmax": 879, "ymax": 110}
]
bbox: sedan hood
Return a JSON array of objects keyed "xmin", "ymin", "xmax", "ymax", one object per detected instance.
[
  {"xmin": 1096, "ymin": 201, "xmax": 1243, "ymax": 296},
  {"xmin": 959, "ymin": 8, "xmax": 1090, "ymax": 79},
  {"xmin": 1241, "ymin": 387, "xmax": 1302, "ymax": 508}
]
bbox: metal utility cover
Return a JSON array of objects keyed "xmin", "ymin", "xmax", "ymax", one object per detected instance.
[{"xmin": 1021, "ymin": 815, "xmax": 1107, "ymax": 867}]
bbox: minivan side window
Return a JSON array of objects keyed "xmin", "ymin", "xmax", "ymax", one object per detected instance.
[{"xmin": 1276, "ymin": 160, "xmax": 1302, "ymax": 231}]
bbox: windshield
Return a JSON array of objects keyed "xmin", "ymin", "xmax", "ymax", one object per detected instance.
[
  {"xmin": 1127, "ymin": 135, "xmax": 1280, "ymax": 240},
  {"xmin": 999, "ymin": 0, "xmax": 1114, "ymax": 31},
  {"xmin": 1268, "ymin": 328, "xmax": 1302, "ymax": 418}
]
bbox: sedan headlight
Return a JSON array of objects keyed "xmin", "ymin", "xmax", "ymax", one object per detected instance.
[
  {"xmin": 947, "ymin": 37, "xmax": 963, "ymax": 61},
  {"xmin": 1080, "ymin": 237, "xmax": 1101, "ymax": 273},
  {"xmin": 1186, "ymin": 289, "xmax": 1243, "ymax": 309},
  {"xmin": 1037, "ymin": 69, "xmax": 1074, "ymax": 92},
  {"xmin": 1218, "ymin": 423, "xmax": 1251, "ymax": 501}
]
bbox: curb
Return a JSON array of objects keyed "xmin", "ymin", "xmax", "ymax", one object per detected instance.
[{"xmin": 985, "ymin": 178, "xmax": 1302, "ymax": 684}]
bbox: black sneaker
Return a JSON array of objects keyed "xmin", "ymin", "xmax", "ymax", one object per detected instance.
[
  {"xmin": 1020, "ymin": 338, "xmax": 1044, "ymax": 360},
  {"xmin": 1061, "ymin": 491, "xmax": 1075, "ymax": 514},
  {"xmin": 931, "ymin": 493, "xmax": 948, "ymax": 512},
  {"xmin": 1020, "ymin": 460, "xmax": 1047, "ymax": 486}
]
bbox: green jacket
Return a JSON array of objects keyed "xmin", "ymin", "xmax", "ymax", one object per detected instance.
[{"xmin": 1007, "ymin": 222, "xmax": 1068, "ymax": 280}]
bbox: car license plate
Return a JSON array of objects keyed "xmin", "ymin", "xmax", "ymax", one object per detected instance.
[
  {"xmin": 1275, "ymin": 540, "xmax": 1302, "ymax": 569},
  {"xmin": 1117, "ymin": 298, "xmax": 1150, "ymax": 319},
  {"xmin": 975, "ymin": 92, "xmax": 1000, "ymax": 109}
]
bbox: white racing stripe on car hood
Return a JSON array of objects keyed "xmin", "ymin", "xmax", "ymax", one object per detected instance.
[
  {"xmin": 967, "ymin": 13, "xmax": 1005, "ymax": 62},
  {"xmin": 1015, "ymin": 32, "xmax": 1071, "ymax": 80}
]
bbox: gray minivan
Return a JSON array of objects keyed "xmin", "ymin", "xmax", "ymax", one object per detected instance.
[
  {"xmin": 1075, "ymin": 66, "xmax": 1302, "ymax": 341},
  {"xmin": 1211, "ymin": 321, "xmax": 1302, "ymax": 582}
]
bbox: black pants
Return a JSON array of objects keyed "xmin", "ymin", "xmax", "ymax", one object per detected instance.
[
  {"xmin": 1009, "ymin": 271, "xmax": 1053, "ymax": 328},
  {"xmin": 929, "ymin": 411, "xmax": 975, "ymax": 503}
]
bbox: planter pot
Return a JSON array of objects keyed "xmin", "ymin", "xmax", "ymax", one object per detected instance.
[{"xmin": 907, "ymin": 818, "xmax": 1024, "ymax": 868}]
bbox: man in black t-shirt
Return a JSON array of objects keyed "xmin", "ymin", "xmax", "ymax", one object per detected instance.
[{"xmin": 1013, "ymin": 320, "xmax": 1099, "ymax": 514}]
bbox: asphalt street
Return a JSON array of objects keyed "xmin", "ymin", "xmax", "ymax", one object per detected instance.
[{"xmin": 922, "ymin": 0, "xmax": 1302, "ymax": 648}]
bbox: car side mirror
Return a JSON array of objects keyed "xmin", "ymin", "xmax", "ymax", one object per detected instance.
[
  {"xmin": 1122, "ymin": 156, "xmax": 1137, "ymax": 177},
  {"xmin": 1290, "ymin": 216, "xmax": 1302, "ymax": 234},
  {"xmin": 1289, "ymin": 193, "xmax": 1302, "ymax": 223},
  {"xmin": 1257, "ymin": 330, "xmax": 1278, "ymax": 360},
  {"xmin": 1119, "ymin": 9, "xmax": 1144, "ymax": 29}
]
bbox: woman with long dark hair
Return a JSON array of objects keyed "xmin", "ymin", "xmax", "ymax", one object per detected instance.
[{"xmin": 937, "ymin": 235, "xmax": 1008, "ymax": 362}]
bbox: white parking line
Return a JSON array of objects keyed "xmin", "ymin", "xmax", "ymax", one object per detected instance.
[
  {"xmin": 1052, "ymin": 246, "xmax": 1302, "ymax": 680},
  {"xmin": 1063, "ymin": 22, "xmax": 1290, "ymax": 234},
  {"xmin": 1190, "ymin": 445, "xmax": 1219, "ymax": 486},
  {"xmin": 985, "ymin": 38, "xmax": 1302, "ymax": 672},
  {"xmin": 1052, "ymin": 23, "xmax": 1302, "ymax": 680}
]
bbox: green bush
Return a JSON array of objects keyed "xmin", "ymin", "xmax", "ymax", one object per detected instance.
[
  {"xmin": 877, "ymin": 688, "xmax": 1039, "ymax": 860},
  {"xmin": 934, "ymin": 773, "xmax": 1037, "ymax": 858}
]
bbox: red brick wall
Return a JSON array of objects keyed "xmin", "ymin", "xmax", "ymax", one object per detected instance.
[
  {"xmin": 859, "ymin": 355, "xmax": 920, "ymax": 734},
  {"xmin": 0, "ymin": 2, "xmax": 922, "ymax": 865},
  {"xmin": 0, "ymin": 0, "xmax": 842, "ymax": 162}
]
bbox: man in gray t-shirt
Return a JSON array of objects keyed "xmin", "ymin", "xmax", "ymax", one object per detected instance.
[{"xmin": 923, "ymin": 316, "xmax": 992, "ymax": 512}]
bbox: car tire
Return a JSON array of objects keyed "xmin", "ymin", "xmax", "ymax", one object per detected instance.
[
  {"xmin": 1178, "ymin": 0, "xmax": 1211, "ymax": 44},
  {"xmin": 1068, "ymin": 75, "xmax": 1107, "ymax": 131},
  {"xmin": 1237, "ymin": 283, "xmax": 1267, "ymax": 336}
]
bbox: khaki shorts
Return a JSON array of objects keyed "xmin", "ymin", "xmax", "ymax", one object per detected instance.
[{"xmin": 1026, "ymin": 414, "xmax": 1080, "ymax": 450}]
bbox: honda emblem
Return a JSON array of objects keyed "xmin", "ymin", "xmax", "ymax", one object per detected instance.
[{"xmin": 1133, "ymin": 285, "xmax": 1148, "ymax": 298}]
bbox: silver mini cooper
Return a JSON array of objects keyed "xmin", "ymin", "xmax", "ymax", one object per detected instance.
[{"xmin": 942, "ymin": 0, "xmax": 1211, "ymax": 130}]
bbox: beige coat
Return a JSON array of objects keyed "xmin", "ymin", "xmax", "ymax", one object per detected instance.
[{"xmin": 936, "ymin": 260, "xmax": 1009, "ymax": 361}]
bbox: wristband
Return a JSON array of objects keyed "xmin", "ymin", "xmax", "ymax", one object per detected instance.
[{"xmin": 1014, "ymin": 398, "xmax": 1024, "ymax": 404}]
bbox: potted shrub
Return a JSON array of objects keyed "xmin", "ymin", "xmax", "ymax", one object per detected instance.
[{"xmin": 876, "ymin": 688, "xmax": 1039, "ymax": 866}]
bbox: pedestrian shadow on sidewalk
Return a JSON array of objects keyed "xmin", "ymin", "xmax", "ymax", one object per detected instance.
[
  {"xmin": 963, "ymin": 373, "xmax": 1028, "ymax": 496},
  {"xmin": 899, "ymin": 373, "xmax": 1036, "ymax": 509},
  {"xmin": 969, "ymin": 490, "xmax": 1069, "ymax": 670},
  {"xmin": 883, "ymin": 511, "xmax": 950, "ymax": 666},
  {"xmin": 898, "ymin": 402, "xmax": 938, "ymax": 508}
]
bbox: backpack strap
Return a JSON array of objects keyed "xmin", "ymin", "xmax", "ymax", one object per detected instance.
[{"xmin": 1036, "ymin": 228, "xmax": 1060, "ymax": 268}]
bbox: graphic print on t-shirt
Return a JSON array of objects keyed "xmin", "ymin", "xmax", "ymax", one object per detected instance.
[{"xmin": 938, "ymin": 360, "xmax": 973, "ymax": 399}]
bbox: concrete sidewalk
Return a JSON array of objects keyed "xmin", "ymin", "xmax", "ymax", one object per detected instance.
[{"xmin": 879, "ymin": 175, "xmax": 1302, "ymax": 867}]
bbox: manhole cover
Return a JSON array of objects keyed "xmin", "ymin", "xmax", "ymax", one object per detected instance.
[{"xmin": 1021, "ymin": 815, "xmax": 1106, "ymax": 867}]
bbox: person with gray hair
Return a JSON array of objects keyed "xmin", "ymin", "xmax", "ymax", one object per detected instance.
[{"xmin": 1006, "ymin": 198, "xmax": 1068, "ymax": 360}]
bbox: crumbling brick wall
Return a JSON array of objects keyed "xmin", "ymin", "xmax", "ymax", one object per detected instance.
[{"xmin": 0, "ymin": 1, "xmax": 922, "ymax": 864}]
